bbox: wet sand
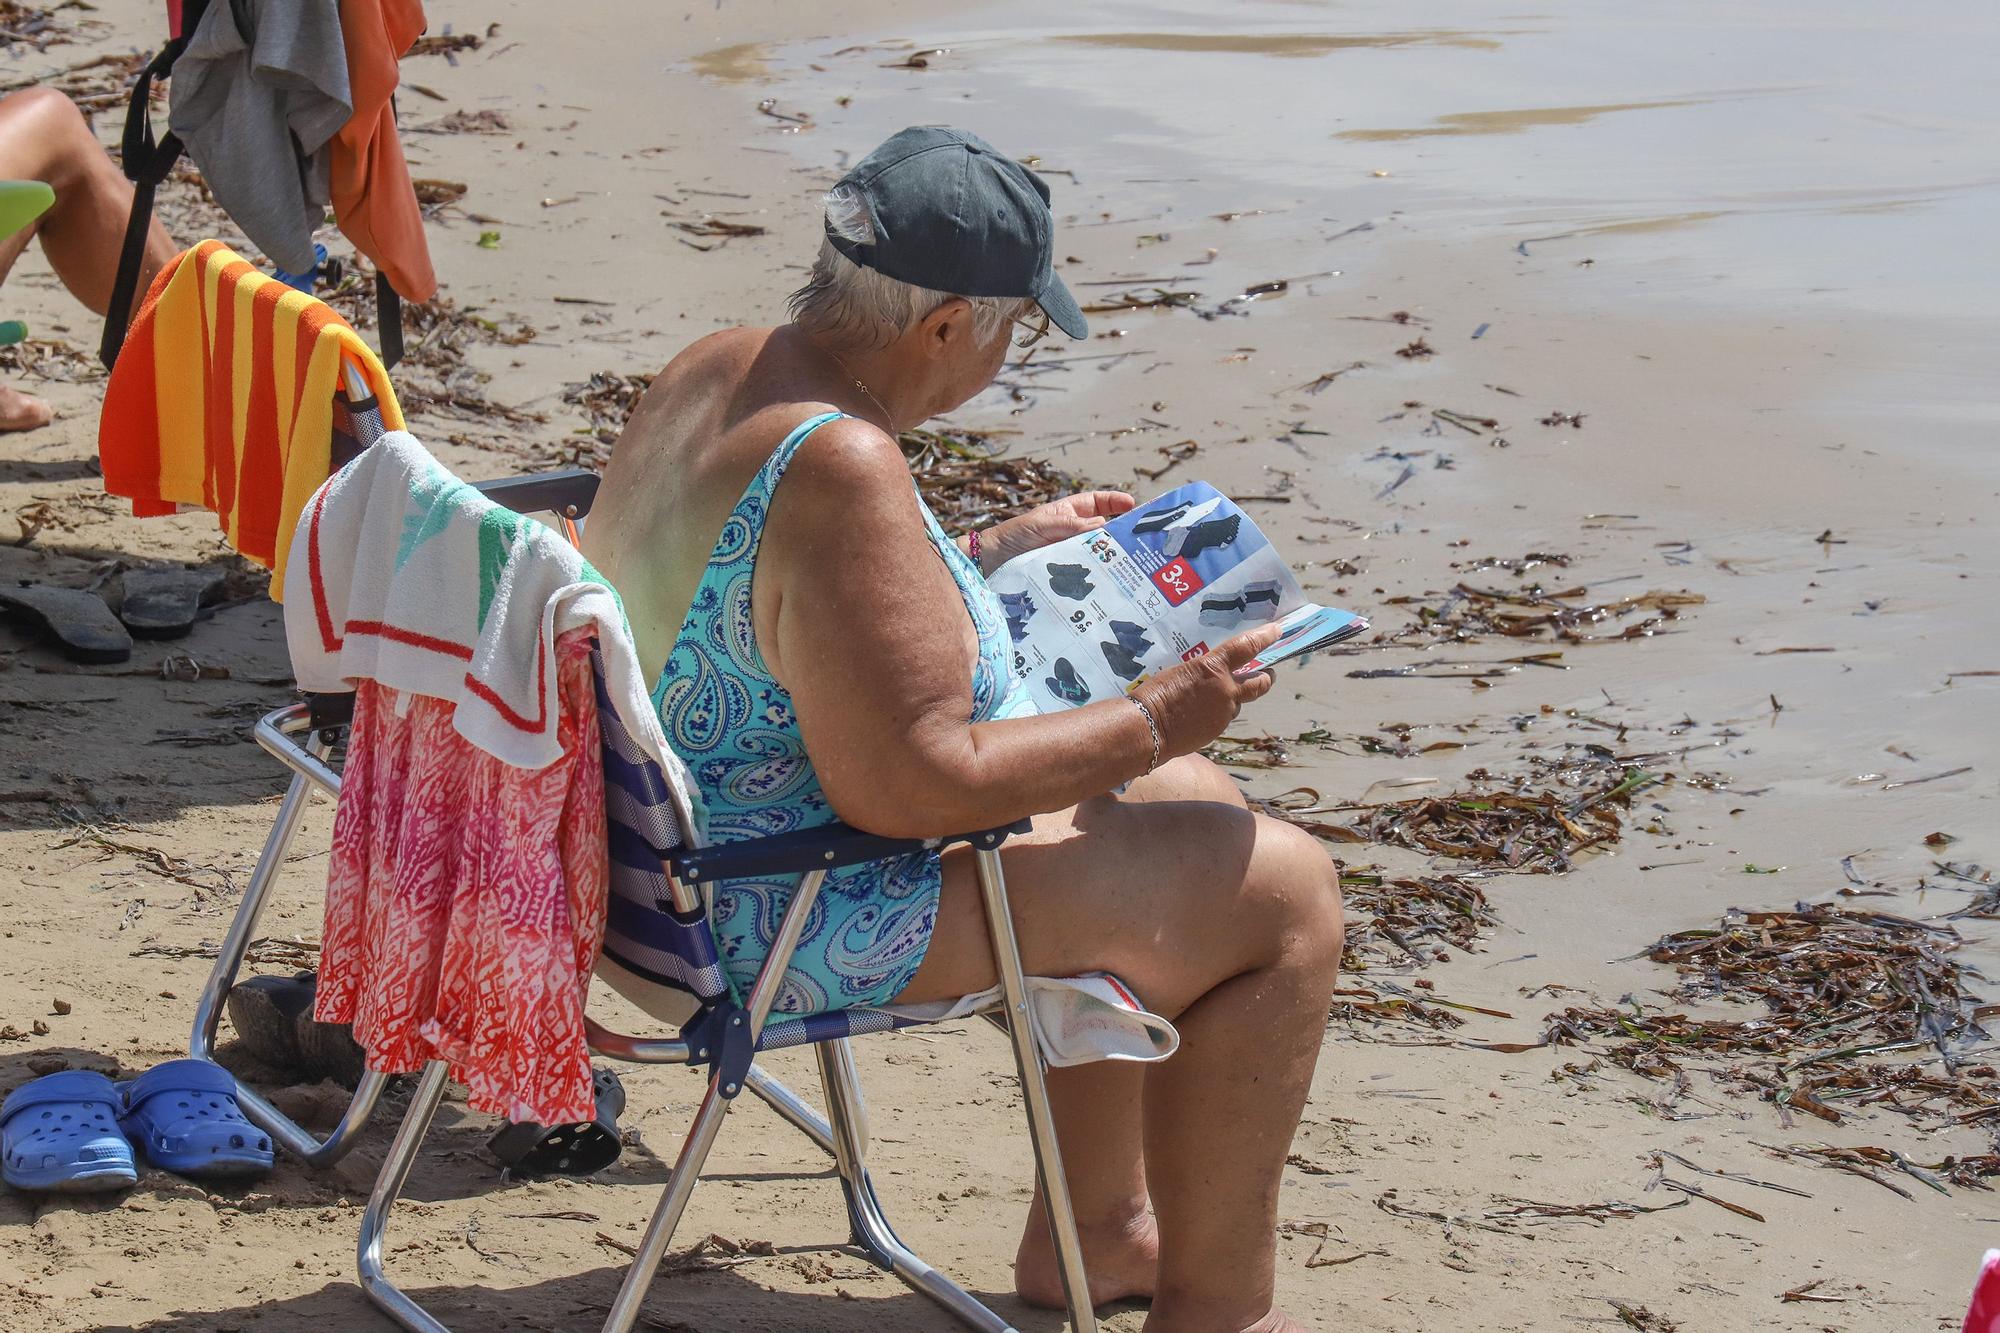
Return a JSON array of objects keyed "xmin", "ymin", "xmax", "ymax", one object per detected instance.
[{"xmin": 1, "ymin": 0, "xmax": 1994, "ymax": 1329}]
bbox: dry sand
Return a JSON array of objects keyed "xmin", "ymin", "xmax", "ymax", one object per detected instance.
[{"xmin": 1, "ymin": 1, "xmax": 1995, "ymax": 1329}]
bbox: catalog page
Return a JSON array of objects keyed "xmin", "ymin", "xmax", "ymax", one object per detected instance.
[{"xmin": 986, "ymin": 481, "xmax": 1368, "ymax": 713}]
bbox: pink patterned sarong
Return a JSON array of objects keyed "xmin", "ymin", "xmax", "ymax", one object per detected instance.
[{"xmin": 315, "ymin": 628, "xmax": 608, "ymax": 1125}]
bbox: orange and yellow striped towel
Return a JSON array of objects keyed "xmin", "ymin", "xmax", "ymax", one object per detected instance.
[{"xmin": 98, "ymin": 240, "xmax": 404, "ymax": 597}]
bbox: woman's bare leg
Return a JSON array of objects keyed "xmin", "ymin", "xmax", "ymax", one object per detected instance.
[
  {"xmin": 1012, "ymin": 759, "xmax": 1251, "ymax": 1307},
  {"xmin": 904, "ymin": 755, "xmax": 1342, "ymax": 1331},
  {"xmin": 1011, "ymin": 1059, "xmax": 1158, "ymax": 1307},
  {"xmin": 0, "ymin": 87, "xmax": 175, "ymax": 430}
]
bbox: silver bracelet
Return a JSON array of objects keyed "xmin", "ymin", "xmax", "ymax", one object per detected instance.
[{"xmin": 1129, "ymin": 695, "xmax": 1163, "ymax": 774}]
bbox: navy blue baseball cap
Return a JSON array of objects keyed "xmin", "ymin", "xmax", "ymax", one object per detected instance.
[{"xmin": 827, "ymin": 126, "xmax": 1087, "ymax": 340}]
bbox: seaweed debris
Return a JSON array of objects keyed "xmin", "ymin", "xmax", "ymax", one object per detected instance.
[
  {"xmin": 1081, "ymin": 287, "xmax": 1201, "ymax": 315},
  {"xmin": 1381, "ymin": 580, "xmax": 1703, "ymax": 646},
  {"xmin": 898, "ymin": 427, "xmax": 1080, "ymax": 536},
  {"xmin": 406, "ymin": 31, "xmax": 484, "ymax": 60},
  {"xmin": 1266, "ymin": 752, "xmax": 1663, "ymax": 873},
  {"xmin": 548, "ymin": 387, "xmax": 1078, "ymax": 532},
  {"xmin": 0, "ymin": 338, "xmax": 102, "ymax": 385},
  {"xmin": 1337, "ymin": 866, "xmax": 1497, "ymax": 970},
  {"xmin": 558, "ymin": 371, "xmax": 656, "ymax": 466},
  {"xmin": 0, "ymin": 2, "xmax": 76, "ymax": 54},
  {"xmin": 1545, "ymin": 904, "xmax": 1998, "ymax": 1133},
  {"xmin": 325, "ymin": 269, "xmax": 542, "ymax": 428}
]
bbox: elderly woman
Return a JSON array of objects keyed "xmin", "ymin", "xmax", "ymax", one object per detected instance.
[{"xmin": 586, "ymin": 128, "xmax": 1338, "ymax": 1333}]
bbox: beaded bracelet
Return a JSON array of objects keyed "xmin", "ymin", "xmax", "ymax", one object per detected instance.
[{"xmin": 967, "ymin": 526, "xmax": 982, "ymax": 569}]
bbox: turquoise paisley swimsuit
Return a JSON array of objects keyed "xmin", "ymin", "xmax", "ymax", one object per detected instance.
[{"xmin": 653, "ymin": 412, "xmax": 1038, "ymax": 1016}]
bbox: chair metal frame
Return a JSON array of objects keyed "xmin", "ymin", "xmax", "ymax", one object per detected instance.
[
  {"xmin": 357, "ymin": 829, "xmax": 1096, "ymax": 1333},
  {"xmin": 182, "ymin": 397, "xmax": 1100, "ymax": 1328}
]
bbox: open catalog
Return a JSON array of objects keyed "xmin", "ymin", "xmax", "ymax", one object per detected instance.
[{"xmin": 986, "ymin": 481, "xmax": 1370, "ymax": 713}]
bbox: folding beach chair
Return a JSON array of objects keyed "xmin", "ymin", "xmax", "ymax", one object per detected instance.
[{"xmin": 163, "ymin": 314, "xmax": 1103, "ymax": 1326}]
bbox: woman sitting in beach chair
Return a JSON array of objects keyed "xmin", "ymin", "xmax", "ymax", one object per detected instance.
[{"xmin": 584, "ymin": 126, "xmax": 1342, "ymax": 1333}]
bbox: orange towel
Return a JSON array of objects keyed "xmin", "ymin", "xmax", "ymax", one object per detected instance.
[
  {"xmin": 98, "ymin": 240, "xmax": 404, "ymax": 597},
  {"xmin": 331, "ymin": 0, "xmax": 437, "ymax": 303}
]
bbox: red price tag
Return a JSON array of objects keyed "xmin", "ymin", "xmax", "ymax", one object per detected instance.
[
  {"xmin": 1150, "ymin": 557, "xmax": 1205, "ymax": 606},
  {"xmin": 1180, "ymin": 642, "xmax": 1209, "ymax": 662}
]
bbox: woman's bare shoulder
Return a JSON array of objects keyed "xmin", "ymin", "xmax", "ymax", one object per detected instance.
[{"xmin": 758, "ymin": 414, "xmax": 915, "ymax": 530}]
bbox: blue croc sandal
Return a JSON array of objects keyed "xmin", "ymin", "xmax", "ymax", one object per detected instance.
[
  {"xmin": 118, "ymin": 1060, "xmax": 273, "ymax": 1180},
  {"xmin": 2, "ymin": 1070, "xmax": 139, "ymax": 1193}
]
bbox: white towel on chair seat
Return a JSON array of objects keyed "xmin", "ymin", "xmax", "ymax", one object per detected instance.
[
  {"xmin": 282, "ymin": 431, "xmax": 689, "ymax": 804},
  {"xmin": 884, "ymin": 971, "xmax": 1179, "ymax": 1067}
]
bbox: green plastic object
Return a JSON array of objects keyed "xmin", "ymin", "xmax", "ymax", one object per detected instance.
[
  {"xmin": 0, "ymin": 179, "xmax": 54, "ymax": 239},
  {"xmin": 0, "ymin": 182, "xmax": 52, "ymax": 349}
]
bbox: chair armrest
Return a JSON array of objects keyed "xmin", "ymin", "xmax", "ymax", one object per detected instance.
[
  {"xmin": 473, "ymin": 468, "xmax": 600, "ymax": 518},
  {"xmin": 305, "ymin": 691, "xmax": 355, "ymax": 730},
  {"xmin": 668, "ymin": 818, "xmax": 1030, "ymax": 884}
]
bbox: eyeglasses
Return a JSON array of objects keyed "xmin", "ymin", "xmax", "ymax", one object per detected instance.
[{"xmin": 1010, "ymin": 307, "xmax": 1053, "ymax": 348}]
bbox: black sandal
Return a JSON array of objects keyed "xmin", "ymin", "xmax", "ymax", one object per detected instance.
[
  {"xmin": 0, "ymin": 583, "xmax": 132, "ymax": 663},
  {"xmin": 487, "ymin": 1068, "xmax": 626, "ymax": 1179},
  {"xmin": 119, "ymin": 566, "xmax": 226, "ymax": 639}
]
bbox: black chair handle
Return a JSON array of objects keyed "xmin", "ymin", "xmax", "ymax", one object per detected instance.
[
  {"xmin": 99, "ymin": 41, "xmax": 189, "ymax": 370},
  {"xmin": 471, "ymin": 469, "xmax": 601, "ymax": 519}
]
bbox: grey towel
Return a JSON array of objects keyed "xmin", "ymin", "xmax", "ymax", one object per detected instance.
[{"xmin": 169, "ymin": 0, "xmax": 352, "ymax": 273}]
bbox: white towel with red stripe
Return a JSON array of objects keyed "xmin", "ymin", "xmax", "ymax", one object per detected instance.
[
  {"xmin": 883, "ymin": 971, "xmax": 1180, "ymax": 1067},
  {"xmin": 282, "ymin": 431, "xmax": 681, "ymax": 794}
]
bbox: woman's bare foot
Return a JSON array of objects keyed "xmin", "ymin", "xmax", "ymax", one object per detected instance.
[
  {"xmin": 0, "ymin": 382, "xmax": 52, "ymax": 432},
  {"xmin": 1014, "ymin": 1207, "xmax": 1160, "ymax": 1309}
]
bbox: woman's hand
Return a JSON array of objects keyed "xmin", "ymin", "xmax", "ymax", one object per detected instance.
[
  {"xmin": 972, "ymin": 490, "xmax": 1136, "ymax": 573},
  {"xmin": 1130, "ymin": 623, "xmax": 1285, "ymax": 762}
]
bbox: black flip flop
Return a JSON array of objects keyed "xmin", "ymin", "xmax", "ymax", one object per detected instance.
[
  {"xmin": 226, "ymin": 972, "xmax": 368, "ymax": 1089},
  {"xmin": 0, "ymin": 583, "xmax": 132, "ymax": 664},
  {"xmin": 487, "ymin": 1068, "xmax": 626, "ymax": 1179},
  {"xmin": 226, "ymin": 972, "xmax": 314, "ymax": 1072},
  {"xmin": 118, "ymin": 566, "xmax": 227, "ymax": 640}
]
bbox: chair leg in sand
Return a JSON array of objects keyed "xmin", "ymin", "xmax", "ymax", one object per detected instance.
[{"xmin": 354, "ymin": 844, "xmax": 1098, "ymax": 1333}]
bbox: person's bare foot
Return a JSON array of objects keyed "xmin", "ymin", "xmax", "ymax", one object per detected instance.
[
  {"xmin": 0, "ymin": 382, "xmax": 52, "ymax": 432},
  {"xmin": 1014, "ymin": 1207, "xmax": 1160, "ymax": 1309}
]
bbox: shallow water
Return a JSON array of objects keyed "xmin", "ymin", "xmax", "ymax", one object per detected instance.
[{"xmin": 695, "ymin": 0, "xmax": 1999, "ymax": 442}]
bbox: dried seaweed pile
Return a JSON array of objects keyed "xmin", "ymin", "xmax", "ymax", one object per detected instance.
[
  {"xmin": 558, "ymin": 371, "xmax": 656, "ymax": 466},
  {"xmin": 545, "ymin": 384, "xmax": 1076, "ymax": 530},
  {"xmin": 1338, "ymin": 867, "xmax": 1496, "ymax": 972},
  {"xmin": 0, "ymin": 3, "xmax": 77, "ymax": 55},
  {"xmin": 325, "ymin": 267, "xmax": 541, "ymax": 427},
  {"xmin": 1251, "ymin": 744, "xmax": 1681, "ymax": 1029},
  {"xmin": 0, "ymin": 339, "xmax": 100, "ymax": 384},
  {"xmin": 1546, "ymin": 905, "xmax": 1998, "ymax": 1138},
  {"xmin": 899, "ymin": 427, "xmax": 1079, "ymax": 536},
  {"xmin": 1382, "ymin": 579, "xmax": 1704, "ymax": 647},
  {"xmin": 1203, "ymin": 724, "xmax": 1472, "ymax": 769},
  {"xmin": 1268, "ymin": 753, "xmax": 1662, "ymax": 874}
]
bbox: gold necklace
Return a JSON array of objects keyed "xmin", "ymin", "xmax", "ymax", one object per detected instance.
[{"xmin": 825, "ymin": 350, "xmax": 896, "ymax": 433}]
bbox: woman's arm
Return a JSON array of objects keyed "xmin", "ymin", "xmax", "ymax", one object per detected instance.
[{"xmin": 756, "ymin": 419, "xmax": 1275, "ymax": 839}]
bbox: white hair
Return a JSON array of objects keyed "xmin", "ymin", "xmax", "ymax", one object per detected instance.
[{"xmin": 787, "ymin": 186, "xmax": 1030, "ymax": 349}]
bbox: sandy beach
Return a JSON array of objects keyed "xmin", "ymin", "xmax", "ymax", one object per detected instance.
[{"xmin": 1, "ymin": 0, "xmax": 1996, "ymax": 1329}]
